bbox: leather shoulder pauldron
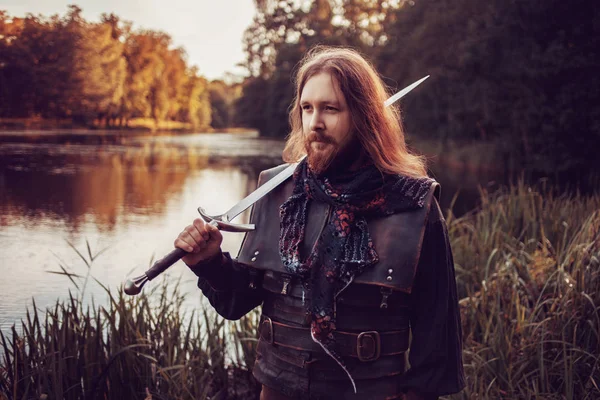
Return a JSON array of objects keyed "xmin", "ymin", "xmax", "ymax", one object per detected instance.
[{"xmin": 238, "ymin": 165, "xmax": 440, "ymax": 293}]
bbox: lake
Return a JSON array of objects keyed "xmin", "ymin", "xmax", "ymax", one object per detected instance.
[{"xmin": 0, "ymin": 130, "xmax": 499, "ymax": 331}]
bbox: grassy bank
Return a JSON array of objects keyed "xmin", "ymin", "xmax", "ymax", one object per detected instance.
[
  {"xmin": 1, "ymin": 182, "xmax": 599, "ymax": 399},
  {"xmin": 0, "ymin": 282, "xmax": 260, "ymax": 400},
  {"xmin": 449, "ymin": 181, "xmax": 600, "ymax": 399}
]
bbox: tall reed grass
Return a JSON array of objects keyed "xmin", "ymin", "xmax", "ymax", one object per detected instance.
[
  {"xmin": 0, "ymin": 277, "xmax": 260, "ymax": 399},
  {"xmin": 1, "ymin": 181, "xmax": 598, "ymax": 399},
  {"xmin": 448, "ymin": 181, "xmax": 600, "ymax": 399}
]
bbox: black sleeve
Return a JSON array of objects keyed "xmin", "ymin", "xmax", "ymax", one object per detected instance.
[
  {"xmin": 189, "ymin": 252, "xmax": 264, "ymax": 320},
  {"xmin": 397, "ymin": 200, "xmax": 466, "ymax": 398}
]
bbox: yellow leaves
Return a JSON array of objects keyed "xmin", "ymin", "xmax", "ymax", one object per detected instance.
[{"xmin": 529, "ymin": 248, "xmax": 556, "ymax": 288}]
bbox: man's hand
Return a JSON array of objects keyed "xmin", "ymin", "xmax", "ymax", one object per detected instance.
[{"xmin": 174, "ymin": 218, "xmax": 223, "ymax": 266}]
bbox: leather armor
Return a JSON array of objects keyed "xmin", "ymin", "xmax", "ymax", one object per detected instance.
[{"xmin": 237, "ymin": 164, "xmax": 441, "ymax": 399}]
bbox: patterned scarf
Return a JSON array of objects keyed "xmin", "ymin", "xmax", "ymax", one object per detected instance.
[{"xmin": 279, "ymin": 158, "xmax": 434, "ymax": 391}]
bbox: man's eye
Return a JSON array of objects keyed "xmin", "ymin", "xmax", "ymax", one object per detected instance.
[
  {"xmin": 302, "ymin": 105, "xmax": 312, "ymax": 111},
  {"xmin": 325, "ymin": 106, "xmax": 338, "ymax": 111}
]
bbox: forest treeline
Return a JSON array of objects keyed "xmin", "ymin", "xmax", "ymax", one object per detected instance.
[
  {"xmin": 237, "ymin": 0, "xmax": 599, "ymax": 175},
  {"xmin": 1, "ymin": 1, "xmax": 599, "ymax": 174},
  {"xmin": 0, "ymin": 6, "xmax": 237, "ymax": 130}
]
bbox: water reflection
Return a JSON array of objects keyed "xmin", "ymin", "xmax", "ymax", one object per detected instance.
[
  {"xmin": 0, "ymin": 137, "xmax": 280, "ymax": 231},
  {"xmin": 0, "ymin": 132, "xmax": 284, "ymax": 331}
]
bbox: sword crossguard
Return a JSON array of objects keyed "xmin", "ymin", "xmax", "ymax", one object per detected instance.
[{"xmin": 197, "ymin": 207, "xmax": 255, "ymax": 232}]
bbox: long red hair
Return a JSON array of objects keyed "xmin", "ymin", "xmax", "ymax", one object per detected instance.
[{"xmin": 283, "ymin": 46, "xmax": 427, "ymax": 178}]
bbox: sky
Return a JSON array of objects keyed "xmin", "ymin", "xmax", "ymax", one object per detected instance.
[{"xmin": 0, "ymin": 0, "xmax": 257, "ymax": 81}]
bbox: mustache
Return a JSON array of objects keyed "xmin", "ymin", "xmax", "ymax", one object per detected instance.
[{"xmin": 306, "ymin": 131, "xmax": 336, "ymax": 145}]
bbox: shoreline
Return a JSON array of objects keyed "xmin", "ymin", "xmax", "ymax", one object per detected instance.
[
  {"xmin": 0, "ymin": 127, "xmax": 260, "ymax": 145},
  {"xmin": 0, "ymin": 117, "xmax": 257, "ymax": 136}
]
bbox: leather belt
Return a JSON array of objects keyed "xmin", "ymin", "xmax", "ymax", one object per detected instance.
[{"xmin": 259, "ymin": 315, "xmax": 409, "ymax": 362}]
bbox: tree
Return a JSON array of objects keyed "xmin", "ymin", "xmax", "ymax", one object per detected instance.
[
  {"xmin": 70, "ymin": 13, "xmax": 127, "ymax": 124},
  {"xmin": 209, "ymin": 80, "xmax": 241, "ymax": 129},
  {"xmin": 378, "ymin": 0, "xmax": 600, "ymax": 174},
  {"xmin": 120, "ymin": 31, "xmax": 167, "ymax": 123},
  {"xmin": 237, "ymin": 0, "xmax": 403, "ymax": 136},
  {"xmin": 177, "ymin": 68, "xmax": 211, "ymax": 130},
  {"xmin": 0, "ymin": 9, "xmax": 81, "ymax": 118},
  {"xmin": 0, "ymin": 6, "xmax": 217, "ymax": 131}
]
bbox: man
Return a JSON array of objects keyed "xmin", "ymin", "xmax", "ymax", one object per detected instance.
[{"xmin": 175, "ymin": 47, "xmax": 465, "ymax": 400}]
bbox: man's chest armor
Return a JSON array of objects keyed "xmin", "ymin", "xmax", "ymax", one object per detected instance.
[
  {"xmin": 237, "ymin": 164, "xmax": 437, "ymax": 294},
  {"xmin": 236, "ymin": 165, "xmax": 440, "ymax": 398}
]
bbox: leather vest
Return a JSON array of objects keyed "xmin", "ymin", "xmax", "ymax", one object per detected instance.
[{"xmin": 237, "ymin": 164, "xmax": 440, "ymax": 399}]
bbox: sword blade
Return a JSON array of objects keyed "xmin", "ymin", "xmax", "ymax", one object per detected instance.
[
  {"xmin": 222, "ymin": 75, "xmax": 430, "ymax": 222},
  {"xmin": 384, "ymin": 75, "xmax": 429, "ymax": 107},
  {"xmin": 223, "ymin": 160, "xmax": 301, "ymax": 222}
]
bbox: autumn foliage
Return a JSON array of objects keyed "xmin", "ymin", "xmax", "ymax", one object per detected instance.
[{"xmin": 0, "ymin": 6, "xmax": 213, "ymax": 130}]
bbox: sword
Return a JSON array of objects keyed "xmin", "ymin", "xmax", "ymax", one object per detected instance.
[
  {"xmin": 384, "ymin": 75, "xmax": 429, "ymax": 107},
  {"xmin": 123, "ymin": 75, "xmax": 430, "ymax": 295}
]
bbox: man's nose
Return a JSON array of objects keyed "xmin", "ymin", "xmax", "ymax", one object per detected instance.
[{"xmin": 309, "ymin": 110, "xmax": 324, "ymax": 131}]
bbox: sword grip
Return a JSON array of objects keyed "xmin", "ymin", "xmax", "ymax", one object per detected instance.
[
  {"xmin": 123, "ymin": 248, "xmax": 188, "ymax": 296},
  {"xmin": 146, "ymin": 247, "xmax": 188, "ymax": 280},
  {"xmin": 124, "ymin": 221, "xmax": 221, "ymax": 295}
]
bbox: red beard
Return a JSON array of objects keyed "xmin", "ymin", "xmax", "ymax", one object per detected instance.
[
  {"xmin": 304, "ymin": 132, "xmax": 362, "ymax": 175},
  {"xmin": 304, "ymin": 132, "xmax": 338, "ymax": 174}
]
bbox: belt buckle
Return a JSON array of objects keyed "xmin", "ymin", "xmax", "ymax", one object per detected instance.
[
  {"xmin": 357, "ymin": 331, "xmax": 381, "ymax": 362},
  {"xmin": 261, "ymin": 316, "xmax": 274, "ymax": 344}
]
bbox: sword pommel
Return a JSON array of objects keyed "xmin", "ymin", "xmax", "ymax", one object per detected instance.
[{"xmin": 124, "ymin": 274, "xmax": 149, "ymax": 295}]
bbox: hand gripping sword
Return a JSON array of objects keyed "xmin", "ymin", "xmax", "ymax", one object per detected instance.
[{"xmin": 123, "ymin": 75, "xmax": 430, "ymax": 295}]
